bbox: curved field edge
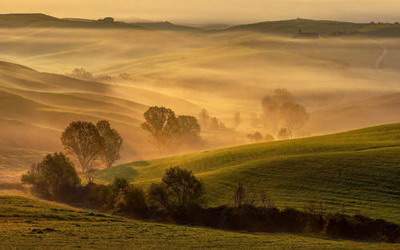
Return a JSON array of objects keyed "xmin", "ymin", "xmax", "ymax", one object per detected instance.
[
  {"xmin": 96, "ymin": 123, "xmax": 400, "ymax": 223},
  {"xmin": 0, "ymin": 195, "xmax": 398, "ymax": 249}
]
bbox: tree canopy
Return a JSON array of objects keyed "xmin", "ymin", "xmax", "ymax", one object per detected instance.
[
  {"xmin": 21, "ymin": 153, "xmax": 80, "ymax": 200},
  {"xmin": 96, "ymin": 120, "xmax": 123, "ymax": 168},
  {"xmin": 61, "ymin": 121, "xmax": 104, "ymax": 181}
]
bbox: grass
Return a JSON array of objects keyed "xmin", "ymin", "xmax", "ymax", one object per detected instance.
[
  {"xmin": 96, "ymin": 123, "xmax": 400, "ymax": 223},
  {"xmin": 0, "ymin": 194, "xmax": 399, "ymax": 249}
]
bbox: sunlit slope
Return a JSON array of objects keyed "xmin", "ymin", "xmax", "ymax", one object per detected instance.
[
  {"xmin": 0, "ymin": 195, "xmax": 396, "ymax": 249},
  {"xmin": 0, "ymin": 60, "xmax": 201, "ymax": 174},
  {"xmin": 97, "ymin": 123, "xmax": 400, "ymax": 223}
]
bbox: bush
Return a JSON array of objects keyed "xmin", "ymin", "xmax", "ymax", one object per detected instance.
[
  {"xmin": 148, "ymin": 167, "xmax": 205, "ymax": 211},
  {"xmin": 21, "ymin": 153, "xmax": 80, "ymax": 201},
  {"xmin": 115, "ymin": 185, "xmax": 148, "ymax": 217},
  {"xmin": 326, "ymin": 214, "xmax": 400, "ymax": 242}
]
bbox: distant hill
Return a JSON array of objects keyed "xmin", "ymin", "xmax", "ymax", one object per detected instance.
[
  {"xmin": 0, "ymin": 13, "xmax": 199, "ymax": 32},
  {"xmin": 226, "ymin": 18, "xmax": 400, "ymax": 37}
]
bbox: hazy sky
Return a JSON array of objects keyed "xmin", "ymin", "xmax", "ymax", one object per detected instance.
[{"xmin": 2, "ymin": 0, "xmax": 400, "ymax": 24}]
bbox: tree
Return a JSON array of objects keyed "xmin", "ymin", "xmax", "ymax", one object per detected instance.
[
  {"xmin": 61, "ymin": 121, "xmax": 104, "ymax": 182},
  {"xmin": 198, "ymin": 109, "xmax": 210, "ymax": 129},
  {"xmin": 113, "ymin": 179, "xmax": 148, "ymax": 217},
  {"xmin": 278, "ymin": 128, "xmax": 292, "ymax": 140},
  {"xmin": 148, "ymin": 183, "xmax": 170, "ymax": 209},
  {"xmin": 141, "ymin": 106, "xmax": 179, "ymax": 150},
  {"xmin": 96, "ymin": 120, "xmax": 123, "ymax": 168},
  {"xmin": 21, "ymin": 153, "xmax": 80, "ymax": 200},
  {"xmin": 279, "ymin": 102, "xmax": 309, "ymax": 132},
  {"xmin": 176, "ymin": 115, "xmax": 201, "ymax": 144},
  {"xmin": 247, "ymin": 132, "xmax": 263, "ymax": 142},
  {"xmin": 148, "ymin": 167, "xmax": 204, "ymax": 209},
  {"xmin": 261, "ymin": 88, "xmax": 309, "ymax": 137}
]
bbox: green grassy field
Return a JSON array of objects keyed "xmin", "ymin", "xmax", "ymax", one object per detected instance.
[
  {"xmin": 1, "ymin": 194, "xmax": 399, "ymax": 249},
  {"xmin": 96, "ymin": 123, "xmax": 400, "ymax": 224}
]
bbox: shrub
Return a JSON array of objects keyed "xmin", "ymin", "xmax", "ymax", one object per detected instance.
[
  {"xmin": 161, "ymin": 167, "xmax": 204, "ymax": 209},
  {"xmin": 115, "ymin": 185, "xmax": 148, "ymax": 217},
  {"xmin": 21, "ymin": 153, "xmax": 80, "ymax": 201}
]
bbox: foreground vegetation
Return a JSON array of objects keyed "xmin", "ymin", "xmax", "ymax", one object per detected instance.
[
  {"xmin": 97, "ymin": 123, "xmax": 400, "ymax": 224},
  {"xmin": 0, "ymin": 194, "xmax": 398, "ymax": 249}
]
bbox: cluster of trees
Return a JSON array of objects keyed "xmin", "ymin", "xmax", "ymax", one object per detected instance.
[
  {"xmin": 141, "ymin": 106, "xmax": 202, "ymax": 152},
  {"xmin": 68, "ymin": 68, "xmax": 132, "ymax": 82},
  {"xmin": 22, "ymin": 156, "xmax": 400, "ymax": 243},
  {"xmin": 61, "ymin": 120, "xmax": 122, "ymax": 181},
  {"xmin": 198, "ymin": 109, "xmax": 227, "ymax": 131},
  {"xmin": 247, "ymin": 132, "xmax": 274, "ymax": 142},
  {"xmin": 261, "ymin": 89, "xmax": 309, "ymax": 138}
]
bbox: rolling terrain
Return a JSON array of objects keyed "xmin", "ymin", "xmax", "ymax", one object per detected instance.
[
  {"xmin": 0, "ymin": 60, "xmax": 202, "ymax": 178},
  {"xmin": 0, "ymin": 193, "xmax": 397, "ymax": 249},
  {"xmin": 97, "ymin": 123, "xmax": 400, "ymax": 224},
  {"xmin": 1, "ymin": 14, "xmax": 400, "ymax": 186}
]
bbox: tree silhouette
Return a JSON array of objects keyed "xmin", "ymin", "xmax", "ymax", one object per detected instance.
[
  {"xmin": 96, "ymin": 120, "xmax": 123, "ymax": 168},
  {"xmin": 141, "ymin": 106, "xmax": 179, "ymax": 151},
  {"xmin": 61, "ymin": 121, "xmax": 104, "ymax": 182},
  {"xmin": 21, "ymin": 153, "xmax": 80, "ymax": 199}
]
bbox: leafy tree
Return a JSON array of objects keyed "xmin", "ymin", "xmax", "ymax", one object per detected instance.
[
  {"xmin": 61, "ymin": 121, "xmax": 104, "ymax": 182},
  {"xmin": 141, "ymin": 106, "xmax": 179, "ymax": 150},
  {"xmin": 278, "ymin": 128, "xmax": 292, "ymax": 140},
  {"xmin": 148, "ymin": 167, "xmax": 204, "ymax": 209},
  {"xmin": 162, "ymin": 167, "xmax": 204, "ymax": 208},
  {"xmin": 148, "ymin": 183, "xmax": 170, "ymax": 209},
  {"xmin": 247, "ymin": 131, "xmax": 263, "ymax": 142},
  {"xmin": 113, "ymin": 180, "xmax": 148, "ymax": 217},
  {"xmin": 96, "ymin": 120, "xmax": 123, "ymax": 168},
  {"xmin": 176, "ymin": 115, "xmax": 201, "ymax": 144},
  {"xmin": 21, "ymin": 153, "xmax": 80, "ymax": 200},
  {"xmin": 261, "ymin": 88, "xmax": 309, "ymax": 136},
  {"xmin": 279, "ymin": 102, "xmax": 309, "ymax": 132}
]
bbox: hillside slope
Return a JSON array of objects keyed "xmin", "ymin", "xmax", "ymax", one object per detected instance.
[
  {"xmin": 97, "ymin": 123, "xmax": 400, "ymax": 223},
  {"xmin": 0, "ymin": 13, "xmax": 198, "ymax": 31},
  {"xmin": 226, "ymin": 18, "xmax": 400, "ymax": 37},
  {"xmin": 0, "ymin": 60, "xmax": 201, "ymax": 175},
  {"xmin": 0, "ymin": 194, "xmax": 396, "ymax": 249}
]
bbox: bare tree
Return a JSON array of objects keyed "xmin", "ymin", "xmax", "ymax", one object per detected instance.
[
  {"xmin": 96, "ymin": 120, "xmax": 123, "ymax": 168},
  {"xmin": 61, "ymin": 121, "xmax": 104, "ymax": 182}
]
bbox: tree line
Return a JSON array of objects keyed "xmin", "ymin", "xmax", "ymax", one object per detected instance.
[
  {"xmin": 22, "ymin": 153, "xmax": 400, "ymax": 243},
  {"xmin": 20, "ymin": 105, "xmax": 400, "ymax": 243}
]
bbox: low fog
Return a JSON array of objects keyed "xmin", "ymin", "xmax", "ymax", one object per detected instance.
[{"xmin": 1, "ymin": 27, "xmax": 400, "ymax": 180}]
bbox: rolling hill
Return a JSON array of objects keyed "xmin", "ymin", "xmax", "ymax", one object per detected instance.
[
  {"xmin": 0, "ymin": 13, "xmax": 198, "ymax": 31},
  {"xmin": 0, "ymin": 60, "xmax": 202, "ymax": 177},
  {"xmin": 0, "ymin": 193, "xmax": 397, "ymax": 249},
  {"xmin": 96, "ymin": 123, "xmax": 400, "ymax": 224},
  {"xmin": 226, "ymin": 18, "xmax": 400, "ymax": 37}
]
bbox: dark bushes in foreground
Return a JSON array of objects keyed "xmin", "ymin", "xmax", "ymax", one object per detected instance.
[{"xmin": 22, "ymin": 158, "xmax": 400, "ymax": 243}]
